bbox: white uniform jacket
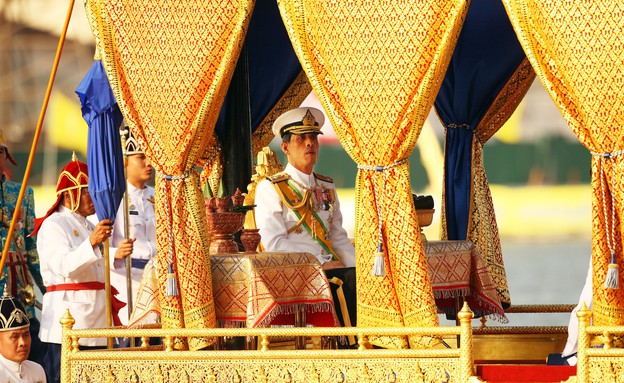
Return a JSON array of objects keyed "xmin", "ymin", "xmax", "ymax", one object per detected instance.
[
  {"xmin": 255, "ymin": 163, "xmax": 355, "ymax": 267},
  {"xmin": 37, "ymin": 206, "xmax": 107, "ymax": 346},
  {"xmin": 109, "ymin": 184, "xmax": 156, "ymax": 324},
  {"xmin": 0, "ymin": 354, "xmax": 46, "ymax": 383}
]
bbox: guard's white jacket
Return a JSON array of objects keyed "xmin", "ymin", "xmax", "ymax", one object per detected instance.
[
  {"xmin": 37, "ymin": 206, "xmax": 107, "ymax": 346},
  {"xmin": 255, "ymin": 163, "xmax": 355, "ymax": 267},
  {"xmin": 0, "ymin": 354, "xmax": 46, "ymax": 383},
  {"xmin": 109, "ymin": 184, "xmax": 156, "ymax": 324}
]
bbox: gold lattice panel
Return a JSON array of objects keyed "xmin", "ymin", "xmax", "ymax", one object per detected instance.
[{"xmin": 69, "ymin": 357, "xmax": 461, "ymax": 383}]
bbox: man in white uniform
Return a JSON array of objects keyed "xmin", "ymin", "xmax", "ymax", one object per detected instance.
[
  {"xmin": 254, "ymin": 107, "xmax": 357, "ymax": 343},
  {"xmin": 32, "ymin": 156, "xmax": 131, "ymax": 383},
  {"xmin": 547, "ymin": 258, "xmax": 592, "ymax": 366},
  {"xmin": 0, "ymin": 291, "xmax": 46, "ymax": 382},
  {"xmin": 110, "ymin": 128, "xmax": 155, "ymax": 324}
]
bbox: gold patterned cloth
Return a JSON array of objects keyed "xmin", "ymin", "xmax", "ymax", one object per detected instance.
[
  {"xmin": 84, "ymin": 0, "xmax": 254, "ymax": 350},
  {"xmin": 504, "ymin": 1, "xmax": 624, "ymax": 327},
  {"xmin": 277, "ymin": 0, "xmax": 469, "ymax": 348},
  {"xmin": 425, "ymin": 240, "xmax": 507, "ymax": 322},
  {"xmin": 129, "ymin": 252, "xmax": 338, "ymax": 329}
]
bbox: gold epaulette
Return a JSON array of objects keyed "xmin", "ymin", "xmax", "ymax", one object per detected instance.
[
  {"xmin": 268, "ymin": 172, "xmax": 290, "ymax": 184},
  {"xmin": 314, "ymin": 173, "xmax": 333, "ymax": 183}
]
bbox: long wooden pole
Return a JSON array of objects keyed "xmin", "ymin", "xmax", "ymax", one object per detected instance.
[
  {"xmin": 103, "ymin": 238, "xmax": 113, "ymax": 348},
  {"xmin": 0, "ymin": 0, "xmax": 75, "ymax": 278}
]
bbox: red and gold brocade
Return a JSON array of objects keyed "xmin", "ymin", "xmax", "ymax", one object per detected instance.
[
  {"xmin": 504, "ymin": 0, "xmax": 624, "ymax": 326},
  {"xmin": 277, "ymin": 0, "xmax": 469, "ymax": 348}
]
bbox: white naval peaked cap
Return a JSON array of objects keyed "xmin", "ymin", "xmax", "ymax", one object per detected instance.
[{"xmin": 272, "ymin": 107, "xmax": 325, "ymax": 138}]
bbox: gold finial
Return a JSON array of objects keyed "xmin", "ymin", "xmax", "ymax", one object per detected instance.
[
  {"xmin": 60, "ymin": 308, "xmax": 76, "ymax": 330},
  {"xmin": 301, "ymin": 109, "xmax": 317, "ymax": 127},
  {"xmin": 72, "ymin": 151, "xmax": 77, "ymax": 162}
]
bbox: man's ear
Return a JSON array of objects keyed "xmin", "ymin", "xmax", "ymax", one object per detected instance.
[{"xmin": 280, "ymin": 141, "xmax": 289, "ymax": 155}]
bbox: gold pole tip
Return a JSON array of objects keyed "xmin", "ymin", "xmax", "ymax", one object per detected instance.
[
  {"xmin": 457, "ymin": 302, "xmax": 474, "ymax": 321},
  {"xmin": 60, "ymin": 309, "xmax": 76, "ymax": 329}
]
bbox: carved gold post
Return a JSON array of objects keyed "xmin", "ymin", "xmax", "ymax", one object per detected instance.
[
  {"xmin": 458, "ymin": 302, "xmax": 475, "ymax": 382},
  {"xmin": 577, "ymin": 302, "xmax": 591, "ymax": 383},
  {"xmin": 60, "ymin": 309, "xmax": 76, "ymax": 383}
]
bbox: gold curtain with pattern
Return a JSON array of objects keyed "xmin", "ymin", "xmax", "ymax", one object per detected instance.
[
  {"xmin": 85, "ymin": 0, "xmax": 253, "ymax": 350},
  {"xmin": 278, "ymin": 0, "xmax": 469, "ymax": 348},
  {"xmin": 504, "ymin": 1, "xmax": 624, "ymax": 326}
]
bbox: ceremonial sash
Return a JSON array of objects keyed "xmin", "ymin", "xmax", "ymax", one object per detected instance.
[
  {"xmin": 131, "ymin": 258, "xmax": 149, "ymax": 270},
  {"xmin": 47, "ymin": 282, "xmax": 126, "ymax": 326},
  {"xmin": 273, "ymin": 179, "xmax": 339, "ymax": 261}
]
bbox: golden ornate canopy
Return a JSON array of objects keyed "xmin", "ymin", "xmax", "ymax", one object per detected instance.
[
  {"xmin": 504, "ymin": 0, "xmax": 624, "ymax": 326},
  {"xmin": 84, "ymin": 0, "xmax": 253, "ymax": 350},
  {"xmin": 278, "ymin": 0, "xmax": 469, "ymax": 348}
]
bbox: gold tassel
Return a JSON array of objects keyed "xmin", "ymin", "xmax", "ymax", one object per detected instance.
[
  {"xmin": 604, "ymin": 253, "xmax": 619, "ymax": 289},
  {"xmin": 166, "ymin": 263, "xmax": 179, "ymax": 296},
  {"xmin": 372, "ymin": 242, "xmax": 386, "ymax": 277}
]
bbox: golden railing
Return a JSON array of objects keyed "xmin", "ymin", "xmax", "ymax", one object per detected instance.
[
  {"xmin": 61, "ymin": 303, "xmax": 484, "ymax": 383},
  {"xmin": 574, "ymin": 303, "xmax": 624, "ymax": 383}
]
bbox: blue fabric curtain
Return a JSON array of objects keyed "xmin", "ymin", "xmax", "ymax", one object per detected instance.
[
  {"xmin": 77, "ymin": 60, "xmax": 125, "ymax": 222},
  {"xmin": 214, "ymin": 0, "xmax": 302, "ymax": 141},
  {"xmin": 434, "ymin": 0, "xmax": 528, "ymax": 239}
]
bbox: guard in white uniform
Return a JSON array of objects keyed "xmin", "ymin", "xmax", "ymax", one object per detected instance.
[
  {"xmin": 0, "ymin": 291, "xmax": 46, "ymax": 383},
  {"xmin": 547, "ymin": 257, "xmax": 592, "ymax": 366},
  {"xmin": 254, "ymin": 107, "xmax": 357, "ymax": 344},
  {"xmin": 109, "ymin": 128, "xmax": 155, "ymax": 325},
  {"xmin": 32, "ymin": 156, "xmax": 128, "ymax": 383}
]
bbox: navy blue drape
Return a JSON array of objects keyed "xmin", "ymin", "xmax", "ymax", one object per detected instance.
[
  {"xmin": 215, "ymin": 0, "xmax": 302, "ymax": 141},
  {"xmin": 434, "ymin": 0, "xmax": 527, "ymax": 240},
  {"xmin": 77, "ymin": 60, "xmax": 125, "ymax": 223}
]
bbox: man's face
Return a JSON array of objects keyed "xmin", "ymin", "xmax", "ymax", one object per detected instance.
[
  {"xmin": 0, "ymin": 147, "xmax": 9, "ymax": 174},
  {"xmin": 75, "ymin": 187, "xmax": 96, "ymax": 217},
  {"xmin": 0, "ymin": 328, "xmax": 31, "ymax": 363},
  {"xmin": 281, "ymin": 133, "xmax": 319, "ymax": 173},
  {"xmin": 126, "ymin": 153, "xmax": 152, "ymax": 187}
]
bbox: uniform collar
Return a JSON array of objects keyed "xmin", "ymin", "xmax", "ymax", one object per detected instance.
[
  {"xmin": 58, "ymin": 205, "xmax": 88, "ymax": 226},
  {"xmin": 0, "ymin": 353, "xmax": 23, "ymax": 377},
  {"xmin": 285, "ymin": 163, "xmax": 315, "ymax": 188},
  {"xmin": 127, "ymin": 183, "xmax": 146, "ymax": 194}
]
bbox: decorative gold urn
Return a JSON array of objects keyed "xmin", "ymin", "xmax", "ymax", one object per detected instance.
[
  {"xmin": 416, "ymin": 208, "xmax": 435, "ymax": 243},
  {"xmin": 205, "ymin": 193, "xmax": 245, "ymax": 254},
  {"xmin": 240, "ymin": 228, "xmax": 261, "ymax": 253},
  {"xmin": 205, "ymin": 188, "xmax": 256, "ymax": 254}
]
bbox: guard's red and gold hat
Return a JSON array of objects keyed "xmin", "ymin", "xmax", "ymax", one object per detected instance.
[{"xmin": 31, "ymin": 154, "xmax": 89, "ymax": 236}]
